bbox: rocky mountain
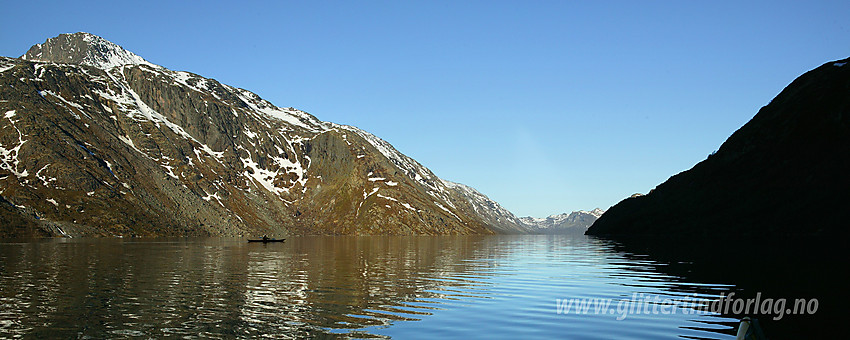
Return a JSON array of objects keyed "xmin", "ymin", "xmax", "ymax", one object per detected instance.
[
  {"xmin": 587, "ymin": 57, "xmax": 850, "ymax": 237},
  {"xmin": 520, "ymin": 208, "xmax": 603, "ymax": 234},
  {"xmin": 0, "ymin": 32, "xmax": 526, "ymax": 237}
]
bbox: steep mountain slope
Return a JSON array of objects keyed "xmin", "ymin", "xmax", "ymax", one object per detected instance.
[
  {"xmin": 587, "ymin": 57, "xmax": 850, "ymax": 237},
  {"xmin": 520, "ymin": 208, "xmax": 603, "ymax": 234},
  {"xmin": 0, "ymin": 32, "xmax": 524, "ymax": 237},
  {"xmin": 441, "ymin": 181, "xmax": 530, "ymax": 234}
]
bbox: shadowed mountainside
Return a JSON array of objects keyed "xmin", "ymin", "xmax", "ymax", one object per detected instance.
[{"xmin": 587, "ymin": 57, "xmax": 850, "ymax": 237}]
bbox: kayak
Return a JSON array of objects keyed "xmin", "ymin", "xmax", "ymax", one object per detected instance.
[{"xmin": 247, "ymin": 239, "xmax": 285, "ymax": 243}]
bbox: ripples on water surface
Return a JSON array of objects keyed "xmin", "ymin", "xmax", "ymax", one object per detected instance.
[{"xmin": 0, "ymin": 235, "xmax": 820, "ymax": 339}]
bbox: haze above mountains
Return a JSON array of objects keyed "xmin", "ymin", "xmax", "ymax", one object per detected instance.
[{"xmin": 0, "ymin": 33, "xmax": 600, "ymax": 237}]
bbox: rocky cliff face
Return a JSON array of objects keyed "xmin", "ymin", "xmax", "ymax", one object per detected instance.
[
  {"xmin": 22, "ymin": 33, "xmax": 152, "ymax": 70},
  {"xmin": 520, "ymin": 208, "xmax": 603, "ymax": 234},
  {"xmin": 586, "ymin": 57, "xmax": 850, "ymax": 237},
  {"xmin": 0, "ymin": 32, "xmax": 525, "ymax": 237}
]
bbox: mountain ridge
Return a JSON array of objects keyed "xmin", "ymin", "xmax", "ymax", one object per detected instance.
[
  {"xmin": 0, "ymin": 32, "xmax": 529, "ymax": 237},
  {"xmin": 22, "ymin": 32, "xmax": 153, "ymax": 70},
  {"xmin": 519, "ymin": 208, "xmax": 603, "ymax": 234}
]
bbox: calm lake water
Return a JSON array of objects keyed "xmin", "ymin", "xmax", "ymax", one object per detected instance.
[{"xmin": 0, "ymin": 235, "xmax": 839, "ymax": 339}]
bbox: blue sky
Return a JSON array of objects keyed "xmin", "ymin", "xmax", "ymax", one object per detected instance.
[{"xmin": 2, "ymin": 1, "xmax": 849, "ymax": 217}]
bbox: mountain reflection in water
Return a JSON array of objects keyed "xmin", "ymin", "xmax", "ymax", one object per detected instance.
[{"xmin": 1, "ymin": 235, "xmax": 833, "ymax": 339}]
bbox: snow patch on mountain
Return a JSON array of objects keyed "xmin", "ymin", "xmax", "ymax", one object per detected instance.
[
  {"xmin": 0, "ymin": 59, "xmax": 14, "ymax": 73},
  {"xmin": 0, "ymin": 110, "xmax": 28, "ymax": 178},
  {"xmin": 230, "ymin": 87, "xmax": 325, "ymax": 132}
]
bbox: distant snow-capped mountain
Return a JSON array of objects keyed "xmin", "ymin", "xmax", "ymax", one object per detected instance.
[{"xmin": 520, "ymin": 208, "xmax": 604, "ymax": 234}]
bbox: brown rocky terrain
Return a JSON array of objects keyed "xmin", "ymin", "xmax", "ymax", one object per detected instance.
[{"xmin": 0, "ymin": 33, "xmax": 529, "ymax": 237}]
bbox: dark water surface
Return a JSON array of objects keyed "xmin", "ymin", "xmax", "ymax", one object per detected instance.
[{"xmin": 0, "ymin": 235, "xmax": 837, "ymax": 339}]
